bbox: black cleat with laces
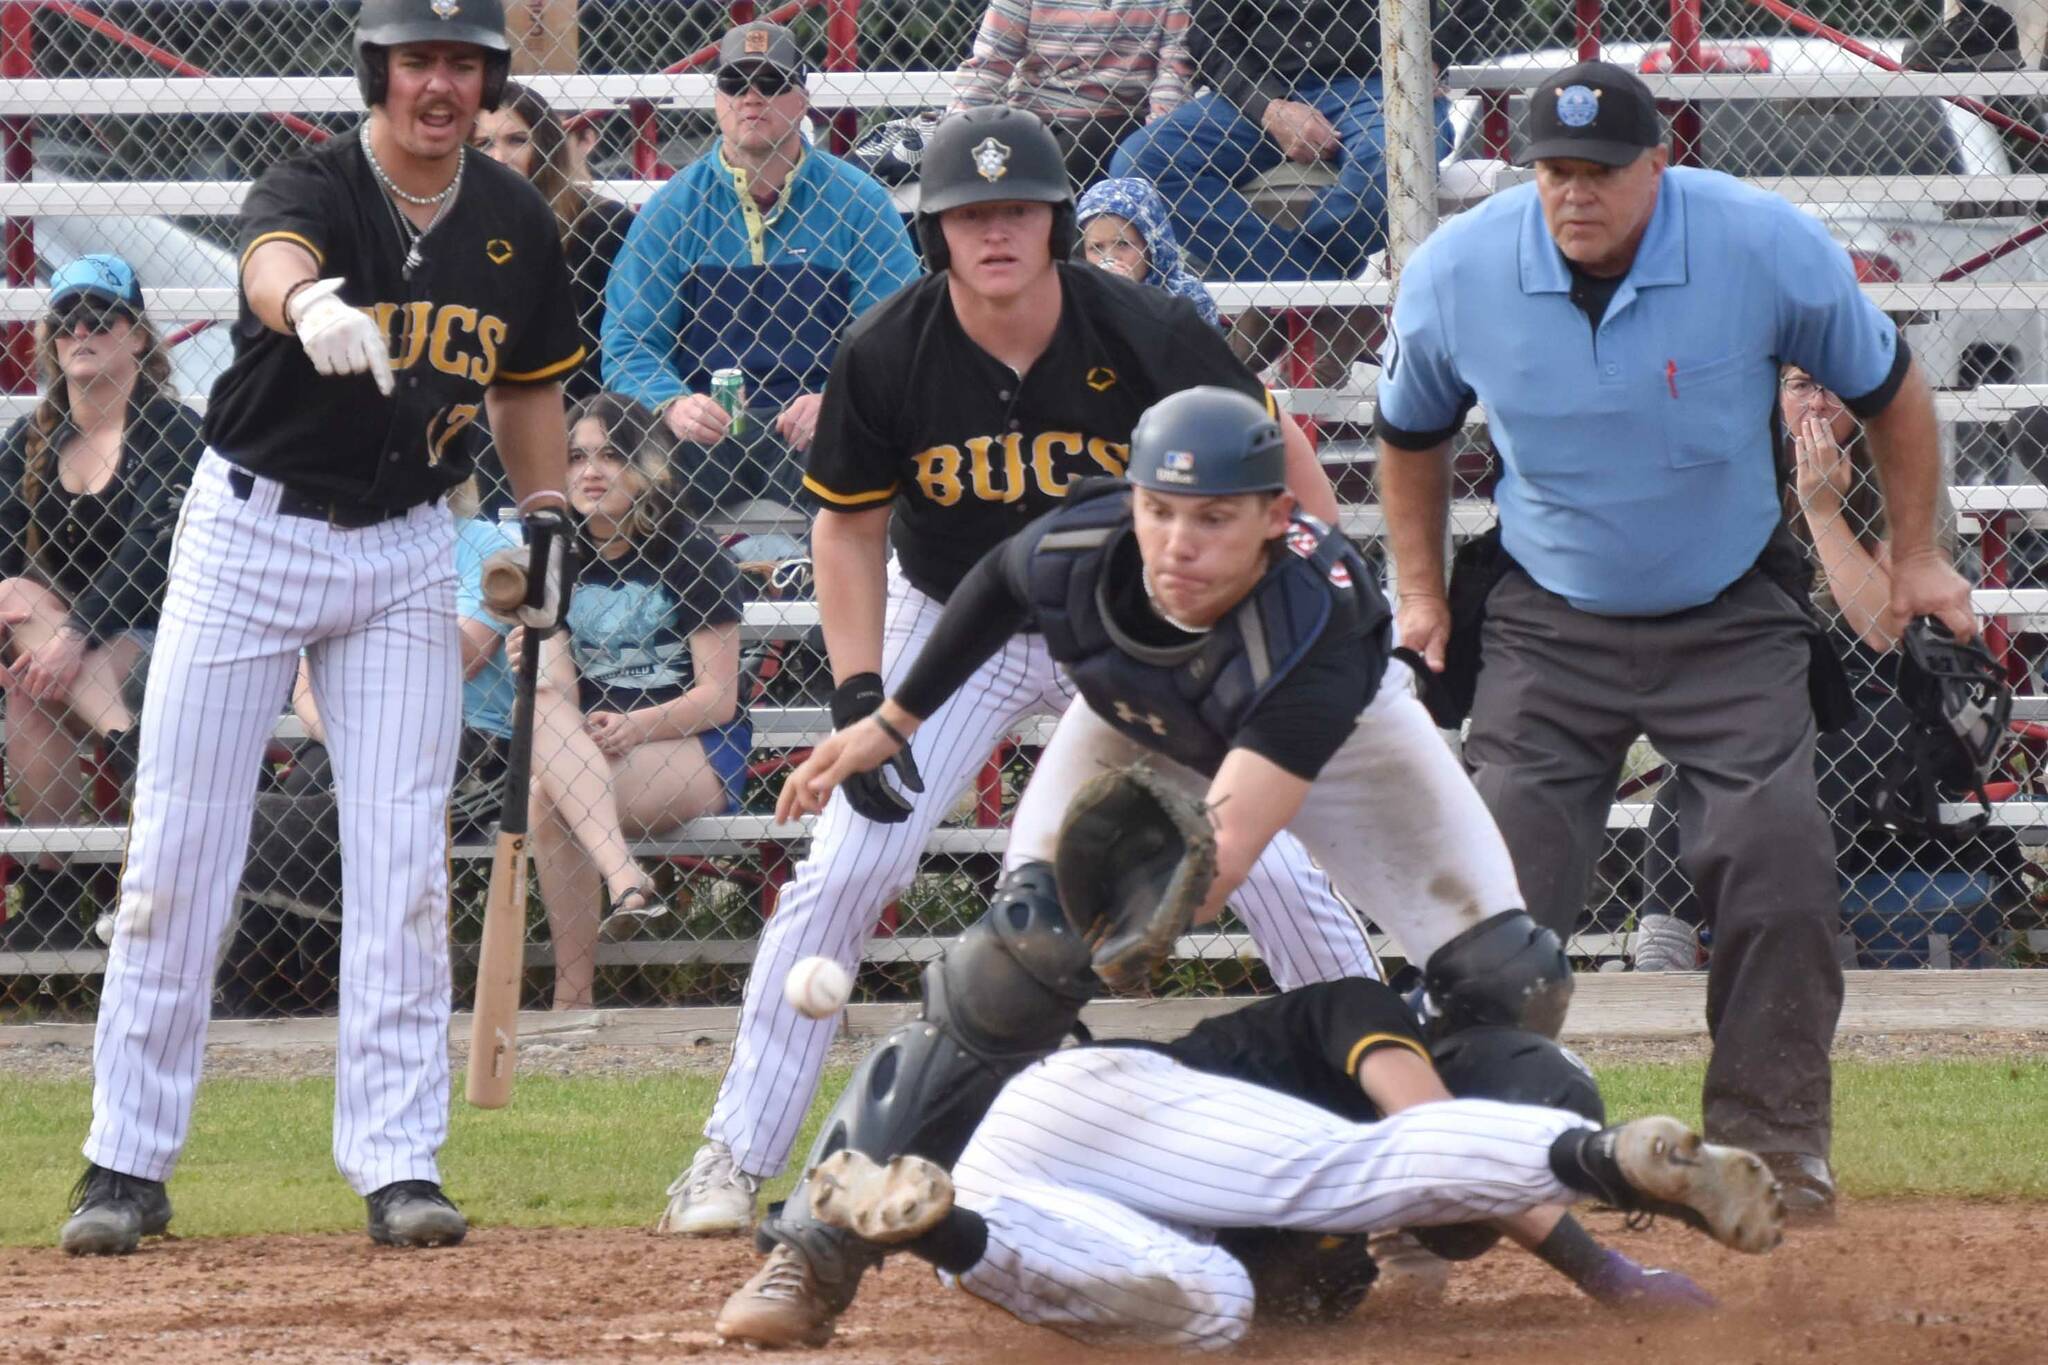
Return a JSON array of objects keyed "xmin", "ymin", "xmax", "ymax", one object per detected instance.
[
  {"xmin": 60, "ymin": 1164, "xmax": 172, "ymax": 1255},
  {"xmin": 365, "ymin": 1180, "xmax": 468, "ymax": 1247}
]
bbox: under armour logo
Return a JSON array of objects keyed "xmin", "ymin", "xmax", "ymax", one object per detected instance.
[{"xmin": 1112, "ymin": 700, "xmax": 1167, "ymax": 737}]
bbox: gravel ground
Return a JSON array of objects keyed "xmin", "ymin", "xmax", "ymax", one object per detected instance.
[{"xmin": 3, "ymin": 1027, "xmax": 2043, "ymax": 1083}]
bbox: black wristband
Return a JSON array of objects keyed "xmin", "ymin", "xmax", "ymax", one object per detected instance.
[
  {"xmin": 904, "ymin": 1207, "xmax": 989, "ymax": 1274},
  {"xmin": 280, "ymin": 277, "xmax": 317, "ymax": 331},
  {"xmin": 872, "ymin": 711, "xmax": 910, "ymax": 749},
  {"xmin": 1532, "ymin": 1214, "xmax": 1609, "ymax": 1290},
  {"xmin": 829, "ymin": 672, "xmax": 885, "ymax": 729}
]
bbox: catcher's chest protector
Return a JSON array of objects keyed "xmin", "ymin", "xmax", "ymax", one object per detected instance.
[{"xmin": 1026, "ymin": 490, "xmax": 1384, "ymax": 774}]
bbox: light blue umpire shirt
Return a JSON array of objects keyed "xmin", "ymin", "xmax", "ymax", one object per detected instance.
[{"xmin": 1375, "ymin": 164, "xmax": 1901, "ymax": 617}]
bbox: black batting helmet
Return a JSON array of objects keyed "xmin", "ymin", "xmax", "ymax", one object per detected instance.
[
  {"xmin": 1126, "ymin": 386, "xmax": 1286, "ymax": 496},
  {"xmin": 1408, "ymin": 1027, "xmax": 1605, "ymax": 1262},
  {"xmin": 356, "ymin": 0, "xmax": 513, "ymax": 111},
  {"xmin": 1869, "ymin": 616, "xmax": 2012, "ymax": 842},
  {"xmin": 915, "ymin": 106, "xmax": 1076, "ymax": 271}
]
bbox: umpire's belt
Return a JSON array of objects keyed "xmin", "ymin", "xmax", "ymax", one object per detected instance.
[{"xmin": 227, "ymin": 468, "xmax": 405, "ymax": 529}]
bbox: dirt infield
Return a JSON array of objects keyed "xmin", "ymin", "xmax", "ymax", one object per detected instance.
[{"xmin": 3, "ymin": 1202, "xmax": 2041, "ymax": 1364}]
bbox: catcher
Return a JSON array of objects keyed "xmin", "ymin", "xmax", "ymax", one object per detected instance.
[
  {"xmin": 800, "ymin": 979, "xmax": 1781, "ymax": 1350},
  {"xmin": 719, "ymin": 384, "xmax": 1581, "ymax": 1344}
]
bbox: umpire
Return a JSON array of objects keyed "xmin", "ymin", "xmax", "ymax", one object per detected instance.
[{"xmin": 1376, "ymin": 62, "xmax": 1974, "ymax": 1222}]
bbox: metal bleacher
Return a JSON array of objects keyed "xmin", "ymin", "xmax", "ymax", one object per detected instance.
[{"xmin": 6, "ymin": 57, "xmax": 2048, "ymax": 986}]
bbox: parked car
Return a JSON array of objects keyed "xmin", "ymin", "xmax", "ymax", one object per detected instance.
[{"xmin": 1439, "ymin": 36, "xmax": 2048, "ymax": 404}]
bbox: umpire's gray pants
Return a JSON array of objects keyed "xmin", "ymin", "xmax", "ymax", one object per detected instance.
[{"xmin": 1464, "ymin": 570, "xmax": 1842, "ymax": 1160}]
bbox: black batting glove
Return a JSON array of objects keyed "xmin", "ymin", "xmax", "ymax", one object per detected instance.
[
  {"xmin": 829, "ymin": 672, "xmax": 886, "ymax": 729},
  {"xmin": 829, "ymin": 673, "xmax": 924, "ymax": 823}
]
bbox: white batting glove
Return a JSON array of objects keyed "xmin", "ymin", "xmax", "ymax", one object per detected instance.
[
  {"xmin": 518, "ymin": 508, "xmax": 573, "ymax": 632},
  {"xmin": 289, "ymin": 277, "xmax": 394, "ymax": 396}
]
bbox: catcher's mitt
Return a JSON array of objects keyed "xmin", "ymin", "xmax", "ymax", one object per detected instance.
[{"xmin": 1053, "ymin": 764, "xmax": 1218, "ymax": 992}]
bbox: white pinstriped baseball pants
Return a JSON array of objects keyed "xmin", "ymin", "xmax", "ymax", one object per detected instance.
[
  {"xmin": 705, "ymin": 565, "xmax": 1379, "ymax": 1180},
  {"xmin": 1005, "ymin": 659, "xmax": 1526, "ymax": 967},
  {"xmin": 86, "ymin": 453, "xmax": 462, "ymax": 1195},
  {"xmin": 947, "ymin": 1047, "xmax": 1590, "ymax": 1349}
]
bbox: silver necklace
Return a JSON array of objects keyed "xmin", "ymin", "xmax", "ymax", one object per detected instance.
[
  {"xmin": 365, "ymin": 141, "xmax": 464, "ymax": 280},
  {"xmin": 1141, "ymin": 563, "xmax": 1212, "ymax": 635},
  {"xmin": 362, "ymin": 135, "xmax": 463, "ymax": 206}
]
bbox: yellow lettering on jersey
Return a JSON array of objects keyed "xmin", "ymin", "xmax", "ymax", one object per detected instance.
[
  {"xmin": 429, "ymin": 305, "xmax": 479, "ymax": 378},
  {"xmin": 1086, "ymin": 437, "xmax": 1130, "ymax": 476},
  {"xmin": 965, "ymin": 433, "xmax": 1028, "ymax": 503},
  {"xmin": 388, "ymin": 302, "xmax": 435, "ymax": 370},
  {"xmin": 427, "ymin": 403, "xmax": 480, "ymax": 467},
  {"xmin": 1030, "ymin": 431, "xmax": 1085, "ymax": 496},
  {"xmin": 471, "ymin": 315, "xmax": 507, "ymax": 384},
  {"xmin": 912, "ymin": 445, "xmax": 964, "ymax": 506}
]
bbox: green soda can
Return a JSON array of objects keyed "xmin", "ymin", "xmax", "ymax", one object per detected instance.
[{"xmin": 710, "ymin": 368, "xmax": 747, "ymax": 438}]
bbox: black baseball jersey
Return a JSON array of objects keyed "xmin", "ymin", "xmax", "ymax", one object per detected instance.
[
  {"xmin": 206, "ymin": 128, "xmax": 584, "ymax": 510},
  {"xmin": 1117, "ymin": 977, "xmax": 1431, "ymax": 1125},
  {"xmin": 892, "ymin": 488, "xmax": 1390, "ymax": 778},
  {"xmin": 803, "ymin": 262, "xmax": 1272, "ymax": 600}
]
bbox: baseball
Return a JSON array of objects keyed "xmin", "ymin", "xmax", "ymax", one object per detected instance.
[
  {"xmin": 783, "ymin": 955, "xmax": 853, "ymax": 1019},
  {"xmin": 480, "ymin": 547, "xmax": 529, "ymax": 617}
]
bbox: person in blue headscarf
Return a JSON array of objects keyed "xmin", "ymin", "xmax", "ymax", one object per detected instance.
[{"xmin": 1074, "ymin": 177, "xmax": 1221, "ymax": 328}]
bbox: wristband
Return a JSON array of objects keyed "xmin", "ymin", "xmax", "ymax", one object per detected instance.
[
  {"xmin": 872, "ymin": 712, "xmax": 911, "ymax": 749},
  {"xmin": 280, "ymin": 278, "xmax": 318, "ymax": 331}
]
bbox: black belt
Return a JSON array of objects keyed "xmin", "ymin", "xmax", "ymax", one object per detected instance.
[{"xmin": 227, "ymin": 468, "xmax": 406, "ymax": 529}]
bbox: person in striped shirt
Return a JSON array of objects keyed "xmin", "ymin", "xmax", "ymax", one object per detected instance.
[{"xmin": 949, "ymin": 0, "xmax": 1193, "ymax": 186}]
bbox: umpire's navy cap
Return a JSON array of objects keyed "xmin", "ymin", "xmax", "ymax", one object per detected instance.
[{"xmin": 1520, "ymin": 60, "xmax": 1664, "ymax": 167}]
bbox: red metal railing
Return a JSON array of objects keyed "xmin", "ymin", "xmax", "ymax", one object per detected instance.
[{"xmin": 2, "ymin": 2, "xmax": 35, "ymax": 392}]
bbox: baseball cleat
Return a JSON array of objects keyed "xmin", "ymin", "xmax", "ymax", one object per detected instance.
[
  {"xmin": 1613, "ymin": 1116, "xmax": 1784, "ymax": 1254},
  {"xmin": 365, "ymin": 1180, "xmax": 467, "ymax": 1248},
  {"xmin": 657, "ymin": 1140, "xmax": 759, "ymax": 1236},
  {"xmin": 807, "ymin": 1150, "xmax": 953, "ymax": 1245},
  {"xmin": 715, "ymin": 1243, "xmax": 838, "ymax": 1349},
  {"xmin": 59, "ymin": 1164, "xmax": 172, "ymax": 1256}
]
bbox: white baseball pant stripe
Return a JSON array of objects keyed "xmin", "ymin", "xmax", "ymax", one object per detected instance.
[
  {"xmin": 947, "ymin": 1047, "xmax": 1589, "ymax": 1349},
  {"xmin": 1005, "ymin": 659, "xmax": 1524, "ymax": 966},
  {"xmin": 706, "ymin": 566, "xmax": 1374, "ymax": 1179},
  {"xmin": 87, "ymin": 452, "xmax": 462, "ymax": 1194}
]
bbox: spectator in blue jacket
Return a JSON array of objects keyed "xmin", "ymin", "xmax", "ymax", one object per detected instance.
[{"xmin": 602, "ymin": 22, "xmax": 920, "ymax": 527}]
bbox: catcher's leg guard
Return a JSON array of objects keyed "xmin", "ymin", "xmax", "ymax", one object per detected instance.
[
  {"xmin": 1422, "ymin": 909, "xmax": 1573, "ymax": 1039},
  {"xmin": 758, "ymin": 862, "xmax": 1097, "ymax": 1313}
]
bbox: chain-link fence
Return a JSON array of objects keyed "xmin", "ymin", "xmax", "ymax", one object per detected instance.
[{"xmin": 0, "ymin": 0, "xmax": 2044, "ymax": 1022}]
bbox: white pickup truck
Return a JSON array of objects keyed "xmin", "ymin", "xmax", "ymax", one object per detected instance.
[{"xmin": 1442, "ymin": 36, "xmax": 2048, "ymax": 405}]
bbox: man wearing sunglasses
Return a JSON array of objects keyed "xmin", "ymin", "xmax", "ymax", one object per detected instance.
[{"xmin": 603, "ymin": 21, "xmax": 919, "ymax": 539}]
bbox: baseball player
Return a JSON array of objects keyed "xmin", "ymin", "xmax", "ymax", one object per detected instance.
[
  {"xmin": 663, "ymin": 106, "xmax": 1401, "ymax": 1238},
  {"xmin": 717, "ymin": 399, "xmax": 1575, "ymax": 1346},
  {"xmin": 60, "ymin": 0, "xmax": 581, "ymax": 1255},
  {"xmin": 797, "ymin": 978, "xmax": 1777, "ymax": 1350}
]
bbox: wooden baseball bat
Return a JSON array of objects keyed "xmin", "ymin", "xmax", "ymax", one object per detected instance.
[
  {"xmin": 466, "ymin": 566, "xmax": 546, "ymax": 1109},
  {"xmin": 480, "ymin": 549, "xmax": 529, "ymax": 618}
]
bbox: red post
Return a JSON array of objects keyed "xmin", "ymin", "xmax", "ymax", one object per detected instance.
[
  {"xmin": 1574, "ymin": 0, "xmax": 1601, "ymax": 61},
  {"xmin": 1, "ymin": 1, "xmax": 34, "ymax": 394},
  {"xmin": 1479, "ymin": 92, "xmax": 1512, "ymax": 160},
  {"xmin": 630, "ymin": 98, "xmax": 660, "ymax": 179},
  {"xmin": 1667, "ymin": 0, "xmax": 1704, "ymax": 166},
  {"xmin": 823, "ymin": 0, "xmax": 859, "ymax": 155}
]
